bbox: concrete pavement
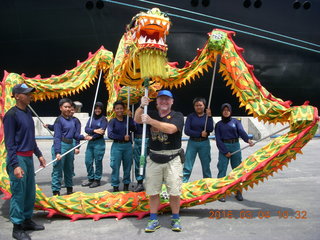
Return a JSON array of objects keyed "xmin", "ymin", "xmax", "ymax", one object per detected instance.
[{"xmin": 1, "ymin": 139, "xmax": 319, "ymax": 240}]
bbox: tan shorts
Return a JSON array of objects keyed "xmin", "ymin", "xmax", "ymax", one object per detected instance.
[{"xmin": 145, "ymin": 149, "xmax": 183, "ymax": 196}]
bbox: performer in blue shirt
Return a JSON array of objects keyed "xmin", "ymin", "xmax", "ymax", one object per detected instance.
[
  {"xmin": 82, "ymin": 102, "xmax": 108, "ymax": 188},
  {"xmin": 45, "ymin": 102, "xmax": 81, "ymax": 186},
  {"xmin": 215, "ymin": 103, "xmax": 254, "ymax": 202},
  {"xmin": 51, "ymin": 98, "xmax": 91, "ymax": 196},
  {"xmin": 108, "ymin": 101, "xmax": 136, "ymax": 192},
  {"xmin": 183, "ymin": 97, "xmax": 214, "ymax": 182},
  {"xmin": 4, "ymin": 83, "xmax": 46, "ymax": 240}
]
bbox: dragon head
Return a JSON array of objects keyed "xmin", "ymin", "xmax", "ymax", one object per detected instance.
[
  {"xmin": 128, "ymin": 8, "xmax": 170, "ymax": 54},
  {"xmin": 125, "ymin": 8, "xmax": 170, "ymax": 79}
]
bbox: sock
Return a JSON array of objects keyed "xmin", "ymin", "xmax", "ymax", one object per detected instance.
[
  {"xmin": 172, "ymin": 213, "xmax": 180, "ymax": 219},
  {"xmin": 150, "ymin": 213, "xmax": 158, "ymax": 220}
]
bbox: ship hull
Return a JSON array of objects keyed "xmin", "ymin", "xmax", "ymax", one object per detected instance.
[{"xmin": 0, "ymin": 0, "xmax": 319, "ymax": 116}]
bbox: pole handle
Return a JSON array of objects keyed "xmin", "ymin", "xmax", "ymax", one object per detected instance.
[
  {"xmin": 204, "ymin": 54, "xmax": 220, "ymax": 131},
  {"xmin": 28, "ymin": 105, "xmax": 54, "ymax": 137},
  {"xmin": 89, "ymin": 69, "xmax": 103, "ymax": 128},
  {"xmin": 126, "ymin": 87, "xmax": 131, "ymax": 136},
  {"xmin": 230, "ymin": 125, "xmax": 290, "ymax": 156},
  {"xmin": 139, "ymin": 86, "xmax": 149, "ymax": 176},
  {"xmin": 35, "ymin": 140, "xmax": 88, "ymax": 174}
]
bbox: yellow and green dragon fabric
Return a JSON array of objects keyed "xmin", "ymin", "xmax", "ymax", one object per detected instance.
[{"xmin": 0, "ymin": 8, "xmax": 318, "ymax": 221}]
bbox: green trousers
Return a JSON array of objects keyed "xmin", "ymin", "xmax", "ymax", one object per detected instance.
[
  {"xmin": 51, "ymin": 142, "xmax": 74, "ymax": 192},
  {"xmin": 183, "ymin": 139, "xmax": 212, "ymax": 182},
  {"xmin": 217, "ymin": 142, "xmax": 242, "ymax": 178},
  {"xmin": 7, "ymin": 155, "xmax": 35, "ymax": 224},
  {"xmin": 85, "ymin": 138, "xmax": 106, "ymax": 180},
  {"xmin": 110, "ymin": 142, "xmax": 132, "ymax": 187}
]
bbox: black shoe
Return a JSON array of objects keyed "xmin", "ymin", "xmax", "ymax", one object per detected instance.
[
  {"xmin": 22, "ymin": 219, "xmax": 45, "ymax": 231},
  {"xmin": 113, "ymin": 186, "xmax": 119, "ymax": 192},
  {"xmin": 235, "ymin": 191, "xmax": 243, "ymax": 201},
  {"xmin": 218, "ymin": 197, "xmax": 226, "ymax": 202},
  {"xmin": 66, "ymin": 187, "xmax": 73, "ymax": 195},
  {"xmin": 81, "ymin": 179, "xmax": 94, "ymax": 187},
  {"xmin": 53, "ymin": 191, "xmax": 60, "ymax": 196},
  {"xmin": 123, "ymin": 184, "xmax": 129, "ymax": 191},
  {"xmin": 89, "ymin": 180, "xmax": 101, "ymax": 188},
  {"xmin": 134, "ymin": 183, "xmax": 145, "ymax": 192},
  {"xmin": 13, "ymin": 224, "xmax": 31, "ymax": 240}
]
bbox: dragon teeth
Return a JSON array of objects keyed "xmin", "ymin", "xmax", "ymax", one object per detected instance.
[
  {"xmin": 138, "ymin": 36, "xmax": 147, "ymax": 44},
  {"xmin": 158, "ymin": 38, "xmax": 164, "ymax": 45},
  {"xmin": 156, "ymin": 20, "xmax": 161, "ymax": 25},
  {"xmin": 140, "ymin": 18, "xmax": 147, "ymax": 26}
]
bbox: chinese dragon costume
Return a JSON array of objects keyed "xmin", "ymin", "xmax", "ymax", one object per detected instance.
[{"xmin": 0, "ymin": 8, "xmax": 318, "ymax": 221}]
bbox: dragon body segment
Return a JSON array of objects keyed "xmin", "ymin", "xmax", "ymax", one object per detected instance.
[{"xmin": 0, "ymin": 8, "xmax": 318, "ymax": 221}]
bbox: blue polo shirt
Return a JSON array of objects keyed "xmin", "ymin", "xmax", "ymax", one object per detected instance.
[
  {"xmin": 85, "ymin": 115, "xmax": 108, "ymax": 139},
  {"xmin": 48, "ymin": 116, "xmax": 81, "ymax": 135},
  {"xmin": 4, "ymin": 106, "xmax": 42, "ymax": 169},
  {"xmin": 53, "ymin": 115, "xmax": 84, "ymax": 154},
  {"xmin": 184, "ymin": 112, "xmax": 214, "ymax": 137},
  {"xmin": 108, "ymin": 117, "xmax": 135, "ymax": 141},
  {"xmin": 215, "ymin": 118, "xmax": 250, "ymax": 154}
]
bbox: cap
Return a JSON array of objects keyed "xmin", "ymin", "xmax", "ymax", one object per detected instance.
[
  {"xmin": 12, "ymin": 83, "xmax": 35, "ymax": 95},
  {"xmin": 157, "ymin": 90, "xmax": 173, "ymax": 98}
]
